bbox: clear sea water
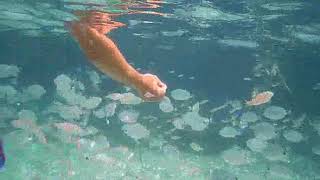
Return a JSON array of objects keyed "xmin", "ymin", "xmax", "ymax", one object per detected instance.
[{"xmin": 0, "ymin": 0, "xmax": 320, "ymax": 179}]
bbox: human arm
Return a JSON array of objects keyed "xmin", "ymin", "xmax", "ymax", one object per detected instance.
[{"xmin": 69, "ymin": 21, "xmax": 167, "ymax": 100}]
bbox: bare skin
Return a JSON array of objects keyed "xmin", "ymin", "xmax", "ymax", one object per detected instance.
[{"xmin": 68, "ymin": 11, "xmax": 167, "ymax": 101}]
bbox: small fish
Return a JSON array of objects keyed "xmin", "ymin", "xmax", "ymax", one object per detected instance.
[
  {"xmin": 0, "ymin": 139, "xmax": 5, "ymax": 171},
  {"xmin": 246, "ymin": 91, "xmax": 273, "ymax": 106}
]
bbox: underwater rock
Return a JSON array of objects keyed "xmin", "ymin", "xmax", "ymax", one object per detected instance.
[
  {"xmin": 263, "ymin": 106, "xmax": 287, "ymax": 121},
  {"xmin": 118, "ymin": 109, "xmax": 139, "ymax": 124},
  {"xmin": 170, "ymin": 89, "xmax": 192, "ymax": 101},
  {"xmin": 219, "ymin": 126, "xmax": 240, "ymax": 138},
  {"xmin": 283, "ymin": 130, "xmax": 303, "ymax": 143}
]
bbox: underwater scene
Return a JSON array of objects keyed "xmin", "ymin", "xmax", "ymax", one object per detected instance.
[{"xmin": 0, "ymin": 0, "xmax": 320, "ymax": 179}]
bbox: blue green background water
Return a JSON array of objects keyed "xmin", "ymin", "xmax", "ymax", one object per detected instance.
[{"xmin": 0, "ymin": 0, "xmax": 320, "ymax": 179}]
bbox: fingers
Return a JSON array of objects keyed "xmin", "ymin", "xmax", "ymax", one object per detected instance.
[
  {"xmin": 157, "ymin": 81, "xmax": 167, "ymax": 91},
  {"xmin": 139, "ymin": 86, "xmax": 166, "ymax": 102},
  {"xmin": 151, "ymin": 75, "xmax": 167, "ymax": 96},
  {"xmin": 153, "ymin": 75, "xmax": 167, "ymax": 95}
]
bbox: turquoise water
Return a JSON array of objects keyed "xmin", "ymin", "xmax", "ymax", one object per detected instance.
[{"xmin": 0, "ymin": 0, "xmax": 320, "ymax": 179}]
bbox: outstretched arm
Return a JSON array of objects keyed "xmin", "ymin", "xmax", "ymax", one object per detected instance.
[
  {"xmin": 68, "ymin": 13, "xmax": 166, "ymax": 100},
  {"xmin": 70, "ymin": 22, "xmax": 140, "ymax": 86}
]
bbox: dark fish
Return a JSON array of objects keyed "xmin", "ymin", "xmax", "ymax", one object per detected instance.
[
  {"xmin": 0, "ymin": 139, "xmax": 5, "ymax": 171},
  {"xmin": 232, "ymin": 109, "xmax": 243, "ymax": 118}
]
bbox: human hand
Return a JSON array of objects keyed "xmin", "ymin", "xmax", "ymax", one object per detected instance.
[{"xmin": 135, "ymin": 73, "xmax": 167, "ymax": 101}]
